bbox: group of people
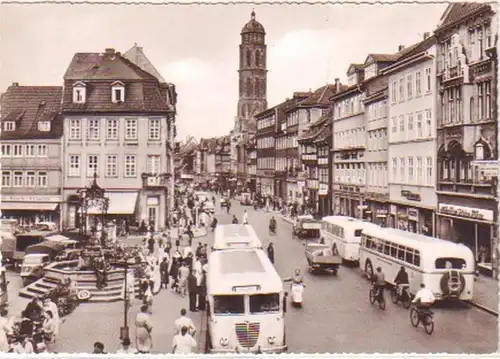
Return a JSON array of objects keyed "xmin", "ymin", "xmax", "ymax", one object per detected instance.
[{"xmin": 0, "ymin": 296, "xmax": 61, "ymax": 353}]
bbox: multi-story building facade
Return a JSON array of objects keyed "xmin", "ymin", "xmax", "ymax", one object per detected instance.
[
  {"xmin": 330, "ymin": 64, "xmax": 367, "ymax": 218},
  {"xmin": 362, "ymin": 55, "xmax": 391, "ymax": 226},
  {"xmin": 61, "ymin": 47, "xmax": 175, "ymax": 232},
  {"xmin": 274, "ymin": 94, "xmax": 311, "ymax": 200},
  {"xmin": 385, "ymin": 34, "xmax": 438, "ymax": 235},
  {"xmin": 434, "ymin": 3, "xmax": 498, "ymax": 276},
  {"xmin": 0, "ymin": 84, "xmax": 63, "ymax": 227},
  {"xmin": 215, "ymin": 136, "xmax": 231, "ymax": 180},
  {"xmin": 298, "ymin": 108, "xmax": 332, "ymax": 216},
  {"xmin": 255, "ymin": 107, "xmax": 276, "ymax": 196},
  {"xmin": 283, "ymin": 86, "xmax": 341, "ymax": 208},
  {"xmin": 246, "ymin": 135, "xmax": 257, "ymax": 191}
]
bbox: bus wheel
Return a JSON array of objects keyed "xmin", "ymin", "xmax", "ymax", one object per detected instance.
[{"xmin": 365, "ymin": 260, "xmax": 374, "ymax": 280}]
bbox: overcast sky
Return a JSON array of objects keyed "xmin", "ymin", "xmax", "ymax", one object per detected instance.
[{"xmin": 0, "ymin": 3, "xmax": 448, "ymax": 140}]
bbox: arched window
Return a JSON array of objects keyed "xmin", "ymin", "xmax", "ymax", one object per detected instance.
[
  {"xmin": 246, "ymin": 49, "xmax": 252, "ymax": 67},
  {"xmin": 255, "ymin": 50, "xmax": 260, "ymax": 67},
  {"xmin": 254, "ymin": 78, "xmax": 260, "ymax": 97},
  {"xmin": 469, "ymin": 97, "xmax": 475, "ymax": 122},
  {"xmin": 246, "ymin": 78, "xmax": 252, "ymax": 97},
  {"xmin": 260, "ymin": 79, "xmax": 265, "ymax": 97}
]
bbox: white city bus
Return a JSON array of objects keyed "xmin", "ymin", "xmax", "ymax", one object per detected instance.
[
  {"xmin": 359, "ymin": 226, "xmax": 475, "ymax": 300},
  {"xmin": 213, "ymin": 224, "xmax": 263, "ymax": 251},
  {"xmin": 205, "ymin": 249, "xmax": 287, "ymax": 353},
  {"xmin": 320, "ymin": 216, "xmax": 380, "ymax": 263}
]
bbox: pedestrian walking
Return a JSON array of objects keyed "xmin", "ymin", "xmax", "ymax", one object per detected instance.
[
  {"xmin": 135, "ymin": 305, "xmax": 153, "ymax": 354},
  {"xmin": 267, "ymin": 242, "xmax": 275, "ymax": 264},
  {"xmin": 188, "ymin": 270, "xmax": 198, "ymax": 312},
  {"xmin": 178, "ymin": 263, "xmax": 190, "ymax": 297},
  {"xmin": 92, "ymin": 342, "xmax": 106, "ymax": 354},
  {"xmin": 174, "ymin": 309, "xmax": 196, "ymax": 335},
  {"xmin": 160, "ymin": 257, "xmax": 170, "ymax": 289},
  {"xmin": 172, "ymin": 326, "xmax": 197, "ymax": 354}
]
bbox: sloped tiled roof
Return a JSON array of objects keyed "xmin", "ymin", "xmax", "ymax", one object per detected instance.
[
  {"xmin": 0, "ymin": 85, "xmax": 63, "ymax": 140},
  {"xmin": 62, "ymin": 49, "xmax": 170, "ymax": 113},
  {"xmin": 437, "ymin": 3, "xmax": 491, "ymax": 31},
  {"xmin": 314, "ymin": 125, "xmax": 332, "ymax": 144},
  {"xmin": 123, "ymin": 44, "xmax": 167, "ymax": 83},
  {"xmin": 298, "ymin": 84, "xmax": 347, "ymax": 107}
]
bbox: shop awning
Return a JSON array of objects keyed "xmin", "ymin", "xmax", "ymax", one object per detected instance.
[
  {"xmin": 0, "ymin": 202, "xmax": 59, "ymax": 211},
  {"xmin": 87, "ymin": 192, "xmax": 138, "ymax": 215}
]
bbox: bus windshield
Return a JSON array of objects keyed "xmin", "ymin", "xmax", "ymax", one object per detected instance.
[
  {"xmin": 354, "ymin": 229, "xmax": 363, "ymax": 237},
  {"xmin": 435, "ymin": 257, "xmax": 466, "ymax": 270},
  {"xmin": 213, "ymin": 295, "xmax": 245, "ymax": 315},
  {"xmin": 249, "ymin": 293, "xmax": 280, "ymax": 313}
]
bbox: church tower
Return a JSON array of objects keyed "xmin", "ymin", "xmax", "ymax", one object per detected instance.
[{"xmin": 238, "ymin": 10, "xmax": 268, "ymax": 127}]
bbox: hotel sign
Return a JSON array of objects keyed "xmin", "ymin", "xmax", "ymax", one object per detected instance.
[
  {"xmin": 438, "ymin": 204, "xmax": 494, "ymax": 222},
  {"xmin": 2, "ymin": 195, "xmax": 61, "ymax": 203}
]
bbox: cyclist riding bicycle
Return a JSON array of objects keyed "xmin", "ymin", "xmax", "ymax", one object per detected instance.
[
  {"xmin": 394, "ymin": 266, "xmax": 410, "ymax": 296},
  {"xmin": 371, "ymin": 267, "xmax": 386, "ymax": 299},
  {"xmin": 412, "ymin": 283, "xmax": 435, "ymax": 312}
]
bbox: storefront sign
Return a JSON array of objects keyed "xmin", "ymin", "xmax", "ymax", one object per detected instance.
[
  {"xmin": 439, "ymin": 204, "xmax": 494, "ymax": 222},
  {"xmin": 408, "ymin": 208, "xmax": 419, "ymax": 221},
  {"xmin": 319, "ymin": 184, "xmax": 328, "ymax": 196},
  {"xmin": 1, "ymin": 195, "xmax": 60, "ymax": 203},
  {"xmin": 401, "ymin": 190, "xmax": 421, "ymax": 202}
]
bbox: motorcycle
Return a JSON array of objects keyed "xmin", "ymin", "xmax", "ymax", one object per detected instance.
[
  {"xmin": 391, "ymin": 285, "xmax": 412, "ymax": 309},
  {"xmin": 290, "ymin": 283, "xmax": 304, "ymax": 308}
]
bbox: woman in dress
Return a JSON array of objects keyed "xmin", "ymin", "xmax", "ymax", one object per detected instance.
[
  {"xmin": 42, "ymin": 310, "xmax": 57, "ymax": 353},
  {"xmin": 152, "ymin": 263, "xmax": 162, "ymax": 295},
  {"xmin": 135, "ymin": 305, "xmax": 153, "ymax": 353}
]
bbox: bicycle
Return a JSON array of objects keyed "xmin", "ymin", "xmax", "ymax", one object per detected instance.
[
  {"xmin": 391, "ymin": 285, "xmax": 412, "ymax": 309},
  {"xmin": 410, "ymin": 304, "xmax": 434, "ymax": 335},
  {"xmin": 369, "ymin": 283, "xmax": 386, "ymax": 310}
]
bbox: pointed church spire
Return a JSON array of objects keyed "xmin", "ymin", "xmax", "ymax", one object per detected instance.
[{"xmin": 251, "ymin": 9, "xmax": 255, "ymax": 21}]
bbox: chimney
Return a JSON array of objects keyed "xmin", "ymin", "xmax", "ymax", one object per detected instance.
[
  {"xmin": 398, "ymin": 45, "xmax": 405, "ymax": 52},
  {"xmin": 104, "ymin": 48, "xmax": 115, "ymax": 56},
  {"xmin": 11, "ymin": 82, "xmax": 19, "ymax": 87},
  {"xmin": 334, "ymin": 78, "xmax": 340, "ymax": 92},
  {"xmin": 423, "ymin": 32, "xmax": 430, "ymax": 40}
]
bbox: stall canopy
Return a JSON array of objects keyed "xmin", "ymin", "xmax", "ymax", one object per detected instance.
[
  {"xmin": 87, "ymin": 192, "xmax": 138, "ymax": 215},
  {"xmin": 45, "ymin": 234, "xmax": 77, "ymax": 247},
  {"xmin": 0, "ymin": 203, "xmax": 58, "ymax": 211}
]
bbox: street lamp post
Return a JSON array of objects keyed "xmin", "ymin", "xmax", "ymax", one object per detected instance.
[{"xmin": 77, "ymin": 172, "xmax": 109, "ymax": 246}]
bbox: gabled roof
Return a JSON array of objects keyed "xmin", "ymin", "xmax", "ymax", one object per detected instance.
[
  {"xmin": 62, "ymin": 48, "xmax": 170, "ymax": 113},
  {"xmin": 297, "ymin": 84, "xmax": 347, "ymax": 107},
  {"xmin": 0, "ymin": 84, "xmax": 63, "ymax": 140},
  {"xmin": 436, "ymin": 3, "xmax": 491, "ymax": 31},
  {"xmin": 347, "ymin": 63, "xmax": 364, "ymax": 75},
  {"xmin": 123, "ymin": 44, "xmax": 167, "ymax": 83}
]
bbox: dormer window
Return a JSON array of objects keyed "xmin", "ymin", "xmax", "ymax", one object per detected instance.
[
  {"xmin": 38, "ymin": 121, "xmax": 51, "ymax": 132},
  {"xmin": 72, "ymin": 82, "xmax": 86, "ymax": 104},
  {"xmin": 3, "ymin": 121, "xmax": 15, "ymax": 131},
  {"xmin": 111, "ymin": 81, "xmax": 125, "ymax": 103}
]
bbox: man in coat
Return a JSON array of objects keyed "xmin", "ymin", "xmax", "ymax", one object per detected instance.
[{"xmin": 187, "ymin": 270, "xmax": 198, "ymax": 312}]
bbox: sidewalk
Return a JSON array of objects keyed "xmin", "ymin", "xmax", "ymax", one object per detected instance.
[
  {"xmin": 469, "ymin": 274, "xmax": 499, "ymax": 315},
  {"xmin": 279, "ymin": 214, "xmax": 498, "ymax": 315}
]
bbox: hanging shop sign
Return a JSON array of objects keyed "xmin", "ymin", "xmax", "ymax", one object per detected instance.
[
  {"xmin": 438, "ymin": 204, "xmax": 494, "ymax": 222},
  {"xmin": 408, "ymin": 208, "xmax": 419, "ymax": 221},
  {"xmin": 401, "ymin": 190, "xmax": 421, "ymax": 202}
]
